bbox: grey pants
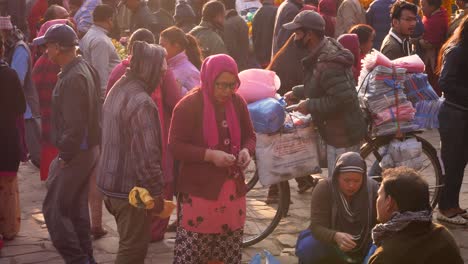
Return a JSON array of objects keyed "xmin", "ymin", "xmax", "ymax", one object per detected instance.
[
  {"xmin": 43, "ymin": 146, "xmax": 99, "ymax": 264},
  {"xmin": 25, "ymin": 118, "xmax": 41, "ymax": 165},
  {"xmin": 104, "ymin": 197, "xmax": 152, "ymax": 264},
  {"xmin": 327, "ymin": 144, "xmax": 361, "ymax": 177}
]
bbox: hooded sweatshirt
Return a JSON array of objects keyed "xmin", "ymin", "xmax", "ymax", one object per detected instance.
[{"xmin": 309, "ymin": 152, "xmax": 378, "ymax": 262}]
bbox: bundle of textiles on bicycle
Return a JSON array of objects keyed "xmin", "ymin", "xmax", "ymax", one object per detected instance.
[
  {"xmin": 414, "ymin": 99, "xmax": 444, "ymax": 129},
  {"xmin": 404, "ymin": 73, "xmax": 442, "ymax": 129},
  {"xmin": 404, "ymin": 73, "xmax": 439, "ymax": 104},
  {"xmin": 358, "ymin": 65, "xmax": 418, "ymax": 136},
  {"xmin": 379, "ymin": 138, "xmax": 423, "ymax": 170},
  {"xmin": 358, "ymin": 52, "xmax": 443, "ymax": 135}
]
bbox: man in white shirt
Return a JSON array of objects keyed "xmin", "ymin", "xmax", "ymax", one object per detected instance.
[{"xmin": 80, "ymin": 4, "xmax": 121, "ymax": 99}]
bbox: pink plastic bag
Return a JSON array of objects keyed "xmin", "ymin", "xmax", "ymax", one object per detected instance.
[
  {"xmin": 392, "ymin": 55, "xmax": 425, "ymax": 73},
  {"xmin": 236, "ymin": 69, "xmax": 280, "ymax": 103}
]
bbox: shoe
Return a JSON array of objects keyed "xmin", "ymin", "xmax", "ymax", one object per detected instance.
[
  {"xmin": 436, "ymin": 212, "xmax": 467, "ymax": 225},
  {"xmin": 457, "ymin": 209, "xmax": 468, "ymax": 219},
  {"xmin": 91, "ymin": 227, "xmax": 108, "ymax": 239}
]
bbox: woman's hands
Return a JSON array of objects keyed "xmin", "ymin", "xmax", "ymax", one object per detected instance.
[
  {"xmin": 205, "ymin": 148, "xmax": 251, "ymax": 169},
  {"xmin": 205, "ymin": 149, "xmax": 236, "ymax": 167},
  {"xmin": 237, "ymin": 148, "xmax": 251, "ymax": 170},
  {"xmin": 334, "ymin": 232, "xmax": 357, "ymax": 252}
]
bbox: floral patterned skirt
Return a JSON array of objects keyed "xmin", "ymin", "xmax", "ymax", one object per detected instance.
[
  {"xmin": 0, "ymin": 175, "xmax": 21, "ymax": 239},
  {"xmin": 180, "ymin": 179, "xmax": 246, "ymax": 234}
]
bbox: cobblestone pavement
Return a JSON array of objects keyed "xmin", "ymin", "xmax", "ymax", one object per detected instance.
[{"xmin": 1, "ymin": 130, "xmax": 467, "ymax": 264}]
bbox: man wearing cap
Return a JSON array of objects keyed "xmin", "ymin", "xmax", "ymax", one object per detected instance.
[
  {"xmin": 36, "ymin": 24, "xmax": 101, "ymax": 264},
  {"xmin": 0, "ymin": 15, "xmax": 42, "ymax": 168},
  {"xmin": 284, "ymin": 10, "xmax": 367, "ymax": 177},
  {"xmin": 80, "ymin": 4, "xmax": 120, "ymax": 99}
]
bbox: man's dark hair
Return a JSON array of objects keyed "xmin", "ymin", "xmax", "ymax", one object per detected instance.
[
  {"xmin": 219, "ymin": 0, "xmax": 236, "ymax": 10},
  {"xmin": 43, "ymin": 5, "xmax": 62, "ymax": 23},
  {"xmin": 426, "ymin": 0, "xmax": 442, "ymax": 8},
  {"xmin": 382, "ymin": 167, "xmax": 431, "ymax": 212},
  {"xmin": 161, "ymin": 0, "xmax": 176, "ymax": 12},
  {"xmin": 93, "ymin": 4, "xmax": 114, "ymax": 22},
  {"xmin": 390, "ymin": 1, "xmax": 418, "ymax": 20},
  {"xmin": 349, "ymin": 24, "xmax": 375, "ymax": 46},
  {"xmin": 202, "ymin": 1, "xmax": 225, "ymax": 22}
]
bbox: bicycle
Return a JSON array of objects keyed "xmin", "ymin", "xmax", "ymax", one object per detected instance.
[{"xmin": 242, "ymin": 129, "xmax": 443, "ymax": 247}]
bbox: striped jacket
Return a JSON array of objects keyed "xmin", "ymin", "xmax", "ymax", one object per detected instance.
[{"xmin": 97, "ymin": 75, "xmax": 164, "ymax": 199}]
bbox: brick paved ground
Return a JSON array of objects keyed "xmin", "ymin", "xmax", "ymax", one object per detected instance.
[{"xmin": 1, "ymin": 130, "xmax": 467, "ymax": 264}]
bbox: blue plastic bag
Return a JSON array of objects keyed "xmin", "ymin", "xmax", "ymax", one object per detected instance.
[{"xmin": 247, "ymin": 98, "xmax": 286, "ymax": 134}]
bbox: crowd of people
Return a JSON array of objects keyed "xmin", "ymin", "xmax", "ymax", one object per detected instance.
[{"xmin": 0, "ymin": 0, "xmax": 467, "ymax": 263}]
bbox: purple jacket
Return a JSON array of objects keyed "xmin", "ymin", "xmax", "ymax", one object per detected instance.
[{"xmin": 168, "ymin": 51, "xmax": 200, "ymax": 95}]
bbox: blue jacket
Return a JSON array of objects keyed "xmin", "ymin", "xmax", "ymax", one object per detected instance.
[{"xmin": 366, "ymin": 0, "xmax": 395, "ymax": 50}]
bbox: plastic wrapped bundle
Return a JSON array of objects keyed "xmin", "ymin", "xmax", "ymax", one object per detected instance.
[
  {"xmin": 414, "ymin": 99, "xmax": 444, "ymax": 129},
  {"xmin": 404, "ymin": 74, "xmax": 439, "ymax": 104},
  {"xmin": 247, "ymin": 98, "xmax": 286, "ymax": 134},
  {"xmin": 372, "ymin": 121, "xmax": 418, "ymax": 136},
  {"xmin": 364, "ymin": 89, "xmax": 408, "ymax": 113},
  {"xmin": 391, "ymin": 55, "xmax": 425, "ymax": 73},
  {"xmin": 361, "ymin": 50, "xmax": 425, "ymax": 73},
  {"xmin": 237, "ymin": 69, "xmax": 280, "ymax": 103},
  {"xmin": 379, "ymin": 138, "xmax": 423, "ymax": 170},
  {"xmin": 358, "ymin": 66, "xmax": 407, "ymax": 99},
  {"xmin": 283, "ymin": 112, "xmax": 313, "ymax": 132},
  {"xmin": 373, "ymin": 101, "xmax": 416, "ymax": 126}
]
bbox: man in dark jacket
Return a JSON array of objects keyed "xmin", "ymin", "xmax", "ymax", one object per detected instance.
[
  {"xmin": 220, "ymin": 0, "xmax": 250, "ymax": 71},
  {"xmin": 36, "ymin": 24, "xmax": 101, "ymax": 264},
  {"xmin": 380, "ymin": 1, "xmax": 418, "ymax": 60},
  {"xmin": 153, "ymin": 0, "xmax": 175, "ymax": 39},
  {"xmin": 123, "ymin": 0, "xmax": 158, "ymax": 34},
  {"xmin": 174, "ymin": 0, "xmax": 197, "ymax": 32},
  {"xmin": 284, "ymin": 11, "xmax": 367, "ymax": 177},
  {"xmin": 190, "ymin": 0, "xmax": 227, "ymax": 58},
  {"xmin": 252, "ymin": 0, "xmax": 277, "ymax": 67},
  {"xmin": 369, "ymin": 167, "xmax": 463, "ymax": 264},
  {"xmin": 271, "ymin": 0, "xmax": 303, "ymax": 57}
]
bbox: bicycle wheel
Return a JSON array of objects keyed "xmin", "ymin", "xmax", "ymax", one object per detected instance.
[
  {"xmin": 243, "ymin": 160, "xmax": 291, "ymax": 247},
  {"xmin": 360, "ymin": 134, "xmax": 443, "ymax": 208}
]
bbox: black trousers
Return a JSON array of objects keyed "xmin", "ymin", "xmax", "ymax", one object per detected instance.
[{"xmin": 438, "ymin": 103, "xmax": 468, "ymax": 210}]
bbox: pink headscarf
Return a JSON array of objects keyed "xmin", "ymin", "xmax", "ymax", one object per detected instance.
[
  {"xmin": 338, "ymin": 33, "xmax": 360, "ymax": 82},
  {"xmin": 200, "ymin": 54, "xmax": 241, "ymax": 155}
]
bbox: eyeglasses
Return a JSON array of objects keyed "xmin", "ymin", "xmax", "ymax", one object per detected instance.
[
  {"xmin": 400, "ymin": 17, "xmax": 417, "ymax": 22},
  {"xmin": 215, "ymin": 82, "xmax": 237, "ymax": 90}
]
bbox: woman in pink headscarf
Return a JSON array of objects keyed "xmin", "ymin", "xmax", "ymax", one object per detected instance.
[
  {"xmin": 169, "ymin": 54, "xmax": 256, "ymax": 264},
  {"xmin": 338, "ymin": 33, "xmax": 361, "ymax": 83},
  {"xmin": 318, "ymin": 0, "xmax": 337, "ymax": 37}
]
